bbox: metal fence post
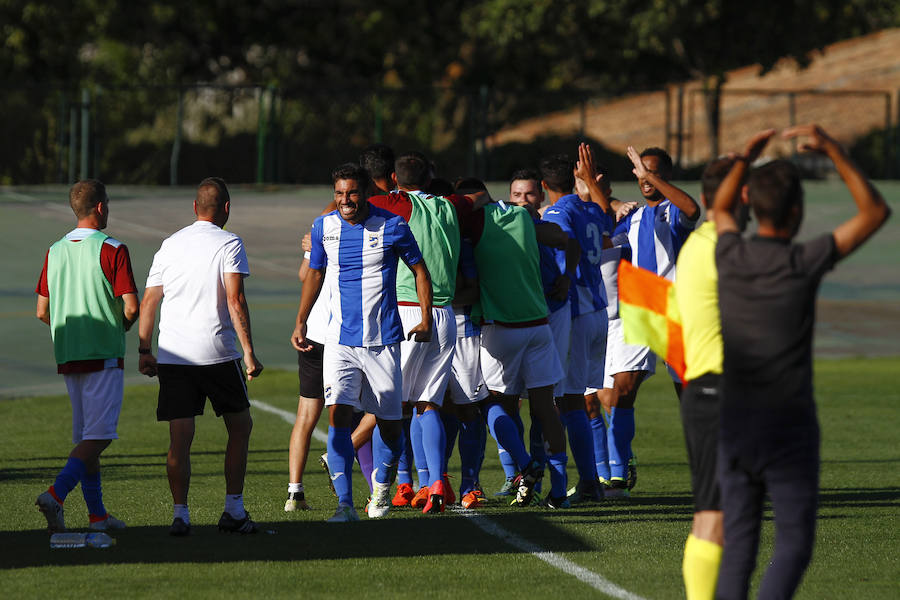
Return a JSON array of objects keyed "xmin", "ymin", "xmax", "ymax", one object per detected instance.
[
  {"xmin": 170, "ymin": 87, "xmax": 184, "ymax": 186},
  {"xmin": 256, "ymin": 86, "xmax": 267, "ymax": 184},
  {"xmin": 68, "ymin": 105, "xmax": 78, "ymax": 184},
  {"xmin": 80, "ymin": 88, "xmax": 90, "ymax": 180},
  {"xmin": 56, "ymin": 92, "xmax": 66, "ymax": 183}
]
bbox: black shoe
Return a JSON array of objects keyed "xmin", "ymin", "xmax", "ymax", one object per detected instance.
[
  {"xmin": 218, "ymin": 511, "xmax": 258, "ymax": 534},
  {"xmin": 542, "ymin": 495, "xmax": 571, "ymax": 509},
  {"xmin": 169, "ymin": 517, "xmax": 191, "ymax": 536},
  {"xmin": 513, "ymin": 460, "xmax": 544, "ymax": 507}
]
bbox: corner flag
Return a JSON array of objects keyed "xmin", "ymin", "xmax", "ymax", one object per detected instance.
[{"xmin": 617, "ymin": 259, "xmax": 686, "ymax": 381}]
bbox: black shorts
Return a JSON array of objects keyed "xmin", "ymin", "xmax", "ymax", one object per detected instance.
[
  {"xmin": 297, "ymin": 340, "xmax": 325, "ymax": 399},
  {"xmin": 157, "ymin": 360, "xmax": 250, "ymax": 421},
  {"xmin": 679, "ymin": 373, "xmax": 722, "ymax": 512}
]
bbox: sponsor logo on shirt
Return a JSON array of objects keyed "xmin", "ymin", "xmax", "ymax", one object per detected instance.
[
  {"xmin": 323, "ymin": 235, "xmax": 340, "ymax": 242},
  {"xmin": 324, "ymin": 385, "xmax": 332, "ymax": 400}
]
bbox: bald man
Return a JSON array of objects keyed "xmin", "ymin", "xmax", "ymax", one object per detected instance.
[{"xmin": 139, "ymin": 177, "xmax": 263, "ymax": 536}]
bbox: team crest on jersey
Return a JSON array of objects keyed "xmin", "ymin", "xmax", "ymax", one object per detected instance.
[{"xmin": 368, "ymin": 234, "xmax": 379, "ymax": 248}]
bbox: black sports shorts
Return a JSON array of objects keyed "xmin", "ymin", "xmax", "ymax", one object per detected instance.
[
  {"xmin": 157, "ymin": 359, "xmax": 250, "ymax": 421},
  {"xmin": 679, "ymin": 372, "xmax": 722, "ymax": 512},
  {"xmin": 297, "ymin": 340, "xmax": 325, "ymax": 399}
]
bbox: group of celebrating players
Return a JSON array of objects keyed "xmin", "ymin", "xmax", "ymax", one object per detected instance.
[{"xmin": 35, "ymin": 120, "xmax": 888, "ymax": 600}]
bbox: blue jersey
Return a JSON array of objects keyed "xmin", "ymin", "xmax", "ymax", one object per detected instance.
[
  {"xmin": 611, "ymin": 199, "xmax": 696, "ymax": 281},
  {"xmin": 542, "ymin": 194, "xmax": 608, "ymax": 317},
  {"xmin": 309, "ymin": 204, "xmax": 423, "ymax": 347},
  {"xmin": 534, "ymin": 217, "xmax": 569, "ymax": 315}
]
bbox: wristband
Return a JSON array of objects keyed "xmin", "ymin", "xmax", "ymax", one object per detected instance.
[{"xmin": 138, "ymin": 347, "xmax": 152, "ymax": 355}]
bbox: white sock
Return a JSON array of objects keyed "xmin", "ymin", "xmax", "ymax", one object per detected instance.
[
  {"xmin": 174, "ymin": 504, "xmax": 189, "ymax": 524},
  {"xmin": 288, "ymin": 482, "xmax": 303, "ymax": 495},
  {"xmin": 224, "ymin": 494, "xmax": 246, "ymax": 519}
]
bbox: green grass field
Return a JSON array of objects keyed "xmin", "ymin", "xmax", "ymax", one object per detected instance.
[{"xmin": 2, "ymin": 358, "xmax": 898, "ymax": 599}]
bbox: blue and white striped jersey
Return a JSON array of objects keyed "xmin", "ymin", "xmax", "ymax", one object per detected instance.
[
  {"xmin": 309, "ymin": 205, "xmax": 423, "ymax": 347},
  {"xmin": 611, "ymin": 199, "xmax": 696, "ymax": 281},
  {"xmin": 542, "ymin": 194, "xmax": 608, "ymax": 317}
]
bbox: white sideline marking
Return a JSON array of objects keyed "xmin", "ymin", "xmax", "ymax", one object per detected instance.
[
  {"xmin": 450, "ymin": 506, "xmax": 647, "ymax": 600},
  {"xmin": 254, "ymin": 397, "xmax": 646, "ymax": 599},
  {"xmin": 251, "ymin": 399, "xmax": 327, "ymax": 443}
]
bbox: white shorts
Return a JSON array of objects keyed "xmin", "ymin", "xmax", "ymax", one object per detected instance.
[
  {"xmin": 399, "ymin": 305, "xmax": 456, "ymax": 407},
  {"xmin": 64, "ymin": 364, "xmax": 123, "ymax": 443},
  {"xmin": 604, "ymin": 317, "xmax": 655, "ymax": 388},
  {"xmin": 448, "ymin": 333, "xmax": 489, "ymax": 404},
  {"xmin": 603, "ymin": 317, "xmax": 681, "ymax": 387},
  {"xmin": 548, "ymin": 303, "xmax": 572, "ymax": 398},
  {"xmin": 480, "ymin": 323, "xmax": 564, "ymax": 396},
  {"xmin": 323, "ymin": 343, "xmax": 403, "ymax": 420},
  {"xmin": 563, "ymin": 310, "xmax": 608, "ymax": 395}
]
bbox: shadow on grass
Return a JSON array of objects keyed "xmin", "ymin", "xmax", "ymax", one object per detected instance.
[{"xmin": 1, "ymin": 511, "xmax": 592, "ymax": 569}]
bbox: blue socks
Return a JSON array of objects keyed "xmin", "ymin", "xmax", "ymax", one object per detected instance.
[
  {"xmin": 441, "ymin": 411, "xmax": 459, "ymax": 474},
  {"xmin": 53, "ymin": 457, "xmax": 87, "ymax": 502},
  {"xmin": 372, "ymin": 424, "xmax": 405, "ymax": 485},
  {"xmin": 409, "ymin": 413, "xmax": 430, "ymax": 487},
  {"xmin": 417, "ymin": 409, "xmax": 446, "ymax": 487},
  {"xmin": 608, "ymin": 407, "xmax": 635, "ymax": 480},
  {"xmin": 591, "ymin": 415, "xmax": 611, "ymax": 481},
  {"xmin": 548, "ymin": 452, "xmax": 568, "ymax": 498},
  {"xmin": 81, "ymin": 469, "xmax": 106, "ymax": 518},
  {"xmin": 458, "ymin": 417, "xmax": 483, "ymax": 496},
  {"xmin": 327, "ymin": 426, "xmax": 354, "ymax": 506},
  {"xmin": 562, "ymin": 409, "xmax": 597, "ymax": 483},
  {"xmin": 397, "ymin": 417, "xmax": 413, "ymax": 486},
  {"xmin": 486, "ymin": 403, "xmax": 530, "ymax": 471}
]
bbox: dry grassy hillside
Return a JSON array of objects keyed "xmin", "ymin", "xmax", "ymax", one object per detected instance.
[{"xmin": 488, "ymin": 29, "xmax": 900, "ymax": 168}]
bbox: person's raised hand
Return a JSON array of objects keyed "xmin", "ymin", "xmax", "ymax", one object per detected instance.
[{"xmin": 782, "ymin": 124, "xmax": 840, "ymax": 156}]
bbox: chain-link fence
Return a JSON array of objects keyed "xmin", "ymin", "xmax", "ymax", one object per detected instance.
[{"xmin": 1, "ymin": 83, "xmax": 896, "ymax": 186}]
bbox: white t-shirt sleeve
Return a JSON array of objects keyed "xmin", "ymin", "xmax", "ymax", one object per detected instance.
[
  {"xmin": 145, "ymin": 249, "xmax": 164, "ymax": 287},
  {"xmin": 224, "ymin": 237, "xmax": 250, "ymax": 276}
]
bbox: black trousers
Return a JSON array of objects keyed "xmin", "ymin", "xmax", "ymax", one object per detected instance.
[{"xmin": 715, "ymin": 423, "xmax": 820, "ymax": 600}]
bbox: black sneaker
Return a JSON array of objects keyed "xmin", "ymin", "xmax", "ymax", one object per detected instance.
[
  {"xmin": 217, "ymin": 511, "xmax": 259, "ymax": 534},
  {"xmin": 169, "ymin": 517, "xmax": 191, "ymax": 536},
  {"xmin": 513, "ymin": 460, "xmax": 544, "ymax": 507},
  {"xmin": 541, "ymin": 494, "xmax": 571, "ymax": 509}
]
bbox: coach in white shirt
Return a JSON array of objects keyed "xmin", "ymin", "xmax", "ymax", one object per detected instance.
[{"xmin": 138, "ymin": 177, "xmax": 263, "ymax": 536}]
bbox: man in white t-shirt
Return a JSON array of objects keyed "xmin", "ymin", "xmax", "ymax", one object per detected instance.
[{"xmin": 138, "ymin": 177, "xmax": 263, "ymax": 536}]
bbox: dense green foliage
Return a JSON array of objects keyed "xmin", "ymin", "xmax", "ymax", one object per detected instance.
[{"xmin": 1, "ymin": 2, "xmax": 897, "ymax": 184}]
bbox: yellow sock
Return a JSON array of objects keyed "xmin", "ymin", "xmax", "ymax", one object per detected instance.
[{"xmin": 683, "ymin": 533, "xmax": 723, "ymax": 600}]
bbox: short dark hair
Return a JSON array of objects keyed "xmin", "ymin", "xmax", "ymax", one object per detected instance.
[
  {"xmin": 539, "ymin": 155, "xmax": 574, "ymax": 193},
  {"xmin": 331, "ymin": 163, "xmax": 370, "ymax": 188},
  {"xmin": 395, "ymin": 152, "xmax": 431, "ymax": 189},
  {"xmin": 359, "ymin": 143, "xmax": 395, "ymax": 181},
  {"xmin": 196, "ymin": 177, "xmax": 230, "ymax": 215},
  {"xmin": 69, "ymin": 179, "xmax": 107, "ymax": 219},
  {"xmin": 640, "ymin": 147, "xmax": 674, "ymax": 177},
  {"xmin": 510, "ymin": 168, "xmax": 541, "ymax": 186},
  {"xmin": 700, "ymin": 157, "xmax": 737, "ymax": 209},
  {"xmin": 747, "ymin": 160, "xmax": 803, "ymax": 230},
  {"xmin": 426, "ymin": 177, "xmax": 454, "ymax": 197},
  {"xmin": 455, "ymin": 177, "xmax": 487, "ymax": 194}
]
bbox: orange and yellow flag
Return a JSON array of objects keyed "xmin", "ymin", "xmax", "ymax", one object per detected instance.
[{"xmin": 617, "ymin": 259, "xmax": 686, "ymax": 381}]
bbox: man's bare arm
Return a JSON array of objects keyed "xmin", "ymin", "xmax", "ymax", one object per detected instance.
[
  {"xmin": 224, "ymin": 272, "xmax": 263, "ymax": 380},
  {"xmin": 405, "ymin": 260, "xmax": 433, "ymax": 342},
  {"xmin": 36, "ymin": 294, "xmax": 50, "ymax": 325},
  {"xmin": 782, "ymin": 124, "xmax": 891, "ymax": 259},
  {"xmin": 712, "ymin": 129, "xmax": 777, "ymax": 236},
  {"xmin": 534, "ymin": 221, "xmax": 568, "ymax": 248},
  {"xmin": 291, "ymin": 267, "xmax": 324, "ymax": 352},
  {"xmin": 575, "ymin": 143, "xmax": 612, "ymax": 214},
  {"xmin": 122, "ymin": 292, "xmax": 139, "ymax": 331},
  {"xmin": 138, "ymin": 286, "xmax": 163, "ymax": 377},
  {"xmin": 627, "ymin": 146, "xmax": 701, "ymax": 220}
]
